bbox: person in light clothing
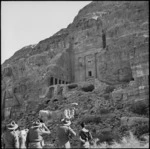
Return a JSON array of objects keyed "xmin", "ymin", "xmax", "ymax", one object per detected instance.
[{"xmin": 19, "ymin": 128, "xmax": 29, "ymax": 149}]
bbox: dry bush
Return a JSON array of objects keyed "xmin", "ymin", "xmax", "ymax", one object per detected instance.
[
  {"xmin": 96, "ymin": 129, "xmax": 121, "ymax": 145},
  {"xmin": 129, "ymin": 100, "xmax": 149, "ymax": 115},
  {"xmin": 78, "ymin": 115, "xmax": 102, "ymax": 124},
  {"xmin": 105, "ymin": 85, "xmax": 115, "ymax": 93},
  {"xmin": 81, "ymin": 84, "xmax": 94, "ymax": 92},
  {"xmin": 91, "ymin": 132, "xmax": 149, "ymax": 148},
  {"xmin": 131, "ymin": 120, "xmax": 149, "ymax": 139},
  {"xmin": 119, "ymin": 118, "xmax": 149, "ymax": 139},
  {"xmin": 67, "ymin": 83, "xmax": 78, "ymax": 89}
]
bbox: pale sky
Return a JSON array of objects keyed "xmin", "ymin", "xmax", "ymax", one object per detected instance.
[{"xmin": 1, "ymin": 1, "xmax": 91, "ymax": 64}]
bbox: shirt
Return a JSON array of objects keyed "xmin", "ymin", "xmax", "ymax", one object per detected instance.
[
  {"xmin": 79, "ymin": 129, "xmax": 93, "ymax": 148},
  {"xmin": 57, "ymin": 125, "xmax": 76, "ymax": 146},
  {"xmin": 79, "ymin": 129, "xmax": 92, "ymax": 141},
  {"xmin": 2, "ymin": 130, "xmax": 19, "ymax": 148},
  {"xmin": 26, "ymin": 127, "xmax": 49, "ymax": 143}
]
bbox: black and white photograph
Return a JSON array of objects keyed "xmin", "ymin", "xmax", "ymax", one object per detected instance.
[{"xmin": 1, "ymin": 1, "xmax": 149, "ymax": 148}]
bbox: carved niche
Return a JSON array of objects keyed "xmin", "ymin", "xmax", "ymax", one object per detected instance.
[
  {"xmin": 78, "ymin": 57, "xmax": 84, "ymax": 67},
  {"xmin": 86, "ymin": 54, "xmax": 94, "ymax": 66}
]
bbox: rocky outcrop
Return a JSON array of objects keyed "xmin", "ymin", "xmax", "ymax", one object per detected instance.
[{"xmin": 1, "ymin": 2, "xmax": 149, "ymax": 143}]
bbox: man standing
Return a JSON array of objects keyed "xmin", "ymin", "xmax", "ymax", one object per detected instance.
[
  {"xmin": 2, "ymin": 121, "xmax": 20, "ymax": 148},
  {"xmin": 26, "ymin": 120, "xmax": 50, "ymax": 148},
  {"xmin": 57, "ymin": 118, "xmax": 76, "ymax": 148}
]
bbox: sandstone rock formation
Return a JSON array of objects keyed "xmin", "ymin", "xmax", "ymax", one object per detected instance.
[{"xmin": 1, "ymin": 1, "xmax": 149, "ymax": 147}]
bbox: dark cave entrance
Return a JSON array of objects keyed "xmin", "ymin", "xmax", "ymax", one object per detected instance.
[{"xmin": 50, "ymin": 77, "xmax": 54, "ymax": 85}]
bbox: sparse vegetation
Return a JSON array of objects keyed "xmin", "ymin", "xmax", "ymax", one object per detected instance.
[
  {"xmin": 68, "ymin": 83, "xmax": 78, "ymax": 89},
  {"xmin": 130, "ymin": 120, "xmax": 149, "ymax": 139},
  {"xmin": 96, "ymin": 129, "xmax": 121, "ymax": 145},
  {"xmin": 81, "ymin": 84, "xmax": 94, "ymax": 92},
  {"xmin": 129, "ymin": 100, "xmax": 149, "ymax": 115},
  {"xmin": 105, "ymin": 85, "xmax": 115, "ymax": 93},
  {"xmin": 91, "ymin": 132, "xmax": 149, "ymax": 148},
  {"xmin": 79, "ymin": 115, "xmax": 102, "ymax": 124}
]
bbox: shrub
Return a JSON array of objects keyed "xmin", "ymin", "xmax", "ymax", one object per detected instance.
[
  {"xmin": 119, "ymin": 125, "xmax": 130, "ymax": 137},
  {"xmin": 105, "ymin": 85, "xmax": 115, "ymax": 93},
  {"xmin": 68, "ymin": 83, "xmax": 78, "ymax": 89},
  {"xmin": 111, "ymin": 132, "xmax": 149, "ymax": 148},
  {"xmin": 81, "ymin": 84, "xmax": 94, "ymax": 92},
  {"xmin": 130, "ymin": 120, "xmax": 149, "ymax": 138},
  {"xmin": 103, "ymin": 94, "xmax": 110, "ymax": 100},
  {"xmin": 79, "ymin": 115, "xmax": 102, "ymax": 124},
  {"xmin": 96, "ymin": 130, "xmax": 121, "ymax": 145},
  {"xmin": 129, "ymin": 100, "xmax": 149, "ymax": 115},
  {"xmin": 91, "ymin": 132, "xmax": 149, "ymax": 148}
]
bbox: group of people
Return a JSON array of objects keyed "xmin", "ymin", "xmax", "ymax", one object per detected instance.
[{"xmin": 1, "ymin": 118, "xmax": 93, "ymax": 149}]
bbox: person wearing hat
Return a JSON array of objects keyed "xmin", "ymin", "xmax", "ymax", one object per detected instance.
[
  {"xmin": 2, "ymin": 121, "xmax": 20, "ymax": 148},
  {"xmin": 26, "ymin": 120, "xmax": 50, "ymax": 148},
  {"xmin": 56, "ymin": 118, "xmax": 76, "ymax": 148}
]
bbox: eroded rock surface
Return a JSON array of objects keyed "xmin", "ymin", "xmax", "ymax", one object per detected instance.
[{"xmin": 1, "ymin": 1, "xmax": 149, "ymax": 147}]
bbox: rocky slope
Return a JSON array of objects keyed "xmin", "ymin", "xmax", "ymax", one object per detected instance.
[{"xmin": 2, "ymin": 1, "xmax": 149, "ymax": 147}]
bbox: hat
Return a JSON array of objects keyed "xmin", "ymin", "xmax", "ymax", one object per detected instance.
[
  {"xmin": 61, "ymin": 118, "xmax": 71, "ymax": 126},
  {"xmin": 32, "ymin": 120, "xmax": 42, "ymax": 128},
  {"xmin": 71, "ymin": 102, "xmax": 78, "ymax": 106},
  {"xmin": 7, "ymin": 121, "xmax": 18, "ymax": 130}
]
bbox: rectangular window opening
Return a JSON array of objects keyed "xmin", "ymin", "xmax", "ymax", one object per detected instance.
[
  {"xmin": 55, "ymin": 78, "xmax": 57, "ymax": 84},
  {"xmin": 88, "ymin": 60, "xmax": 91, "ymax": 64},
  {"xmin": 88, "ymin": 71, "xmax": 92, "ymax": 77},
  {"xmin": 50, "ymin": 77, "xmax": 54, "ymax": 85},
  {"xmin": 59, "ymin": 80, "xmax": 61, "ymax": 84}
]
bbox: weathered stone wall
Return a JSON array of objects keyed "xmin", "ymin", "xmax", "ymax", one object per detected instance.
[
  {"xmin": 1, "ymin": 1, "xmax": 148, "ymax": 120},
  {"xmin": 1, "ymin": 42, "xmax": 73, "ymax": 119},
  {"xmin": 44, "ymin": 50, "xmax": 72, "ymax": 86},
  {"xmin": 74, "ymin": 48, "xmax": 102, "ymax": 82}
]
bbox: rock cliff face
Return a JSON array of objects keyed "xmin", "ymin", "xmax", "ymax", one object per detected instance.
[{"xmin": 1, "ymin": 1, "xmax": 149, "ymax": 142}]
